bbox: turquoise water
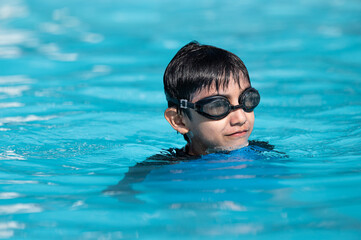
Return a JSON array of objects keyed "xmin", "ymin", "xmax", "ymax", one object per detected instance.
[{"xmin": 1, "ymin": 0, "xmax": 361, "ymax": 239}]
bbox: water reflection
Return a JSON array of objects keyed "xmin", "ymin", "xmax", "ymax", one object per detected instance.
[
  {"xmin": 0, "ymin": 221, "xmax": 25, "ymax": 239},
  {"xmin": 38, "ymin": 43, "xmax": 78, "ymax": 62},
  {"xmin": 0, "ymin": 192, "xmax": 22, "ymax": 199},
  {"xmin": 0, "ymin": 0, "xmax": 28, "ymax": 19},
  {"xmin": 0, "ymin": 1, "xmax": 103, "ymax": 62}
]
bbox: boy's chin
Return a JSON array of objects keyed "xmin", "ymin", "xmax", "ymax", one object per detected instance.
[{"xmin": 205, "ymin": 141, "xmax": 249, "ymax": 154}]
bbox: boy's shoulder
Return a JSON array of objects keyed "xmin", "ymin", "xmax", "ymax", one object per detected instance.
[
  {"xmin": 147, "ymin": 140, "xmax": 281, "ymax": 162},
  {"xmin": 146, "ymin": 147, "xmax": 198, "ymax": 162},
  {"xmin": 248, "ymin": 140, "xmax": 287, "ymax": 158},
  {"xmin": 248, "ymin": 140, "xmax": 274, "ymax": 151}
]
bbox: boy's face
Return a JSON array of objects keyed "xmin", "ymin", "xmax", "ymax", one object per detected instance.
[{"xmin": 183, "ymin": 78, "xmax": 255, "ymax": 155}]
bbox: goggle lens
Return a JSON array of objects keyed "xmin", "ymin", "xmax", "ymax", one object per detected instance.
[
  {"xmin": 201, "ymin": 99, "xmax": 230, "ymax": 117},
  {"xmin": 197, "ymin": 87, "xmax": 260, "ymax": 119},
  {"xmin": 240, "ymin": 88, "xmax": 260, "ymax": 112}
]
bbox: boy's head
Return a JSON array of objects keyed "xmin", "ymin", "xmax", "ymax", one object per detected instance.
[{"xmin": 163, "ymin": 41, "xmax": 259, "ymax": 156}]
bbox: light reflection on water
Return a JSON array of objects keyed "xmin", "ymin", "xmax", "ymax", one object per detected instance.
[{"xmin": 0, "ymin": 0, "xmax": 361, "ymax": 239}]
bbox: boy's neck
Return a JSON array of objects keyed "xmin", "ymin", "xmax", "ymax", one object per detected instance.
[{"xmin": 185, "ymin": 141, "xmax": 250, "ymax": 156}]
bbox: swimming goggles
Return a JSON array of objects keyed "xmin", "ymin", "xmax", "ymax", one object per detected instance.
[{"xmin": 167, "ymin": 87, "xmax": 260, "ymax": 120}]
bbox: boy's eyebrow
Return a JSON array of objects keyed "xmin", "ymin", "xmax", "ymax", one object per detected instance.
[
  {"xmin": 214, "ymin": 93, "xmax": 230, "ymax": 98},
  {"xmin": 200, "ymin": 93, "xmax": 232, "ymax": 100},
  {"xmin": 214, "ymin": 88, "xmax": 249, "ymax": 98},
  {"xmin": 201, "ymin": 87, "xmax": 250, "ymax": 99}
]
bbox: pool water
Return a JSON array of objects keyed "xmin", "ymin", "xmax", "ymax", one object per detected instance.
[{"xmin": 1, "ymin": 0, "xmax": 361, "ymax": 239}]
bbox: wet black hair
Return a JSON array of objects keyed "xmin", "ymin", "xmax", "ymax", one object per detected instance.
[{"xmin": 164, "ymin": 41, "xmax": 250, "ymax": 107}]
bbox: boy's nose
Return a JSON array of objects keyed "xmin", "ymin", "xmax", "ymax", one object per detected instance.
[{"xmin": 229, "ymin": 108, "xmax": 247, "ymax": 126}]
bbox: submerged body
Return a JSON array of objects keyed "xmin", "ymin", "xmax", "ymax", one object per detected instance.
[{"xmin": 104, "ymin": 140, "xmax": 285, "ymax": 203}]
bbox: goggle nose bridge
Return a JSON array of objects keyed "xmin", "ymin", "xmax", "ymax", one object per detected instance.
[{"xmin": 229, "ymin": 104, "xmax": 243, "ymax": 111}]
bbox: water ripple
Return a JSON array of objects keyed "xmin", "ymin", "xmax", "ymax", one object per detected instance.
[
  {"xmin": 0, "ymin": 85, "xmax": 29, "ymax": 96},
  {"xmin": 0, "ymin": 114, "xmax": 57, "ymax": 125},
  {"xmin": 0, "ymin": 75, "xmax": 34, "ymax": 85},
  {"xmin": 0, "ymin": 192, "xmax": 22, "ymax": 199},
  {"xmin": 0, "ymin": 102, "xmax": 23, "ymax": 108},
  {"xmin": 0, "ymin": 221, "xmax": 25, "ymax": 239},
  {"xmin": 0, "ymin": 204, "xmax": 42, "ymax": 214},
  {"xmin": 0, "ymin": 150, "xmax": 25, "ymax": 160},
  {"xmin": 0, "ymin": 0, "xmax": 28, "ymax": 20}
]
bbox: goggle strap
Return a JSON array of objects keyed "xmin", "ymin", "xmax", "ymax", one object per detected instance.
[
  {"xmin": 179, "ymin": 99, "xmax": 195, "ymax": 109},
  {"xmin": 166, "ymin": 96, "xmax": 195, "ymax": 109},
  {"xmin": 179, "ymin": 99, "xmax": 187, "ymax": 109}
]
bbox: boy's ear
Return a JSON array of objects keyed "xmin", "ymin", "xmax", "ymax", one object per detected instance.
[{"xmin": 164, "ymin": 107, "xmax": 189, "ymax": 134}]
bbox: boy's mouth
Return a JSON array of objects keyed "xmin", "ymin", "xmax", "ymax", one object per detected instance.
[{"xmin": 226, "ymin": 130, "xmax": 248, "ymax": 137}]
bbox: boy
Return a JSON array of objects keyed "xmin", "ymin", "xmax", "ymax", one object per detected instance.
[
  {"xmin": 104, "ymin": 42, "xmax": 263, "ymax": 199},
  {"xmin": 163, "ymin": 41, "xmax": 260, "ymax": 156}
]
